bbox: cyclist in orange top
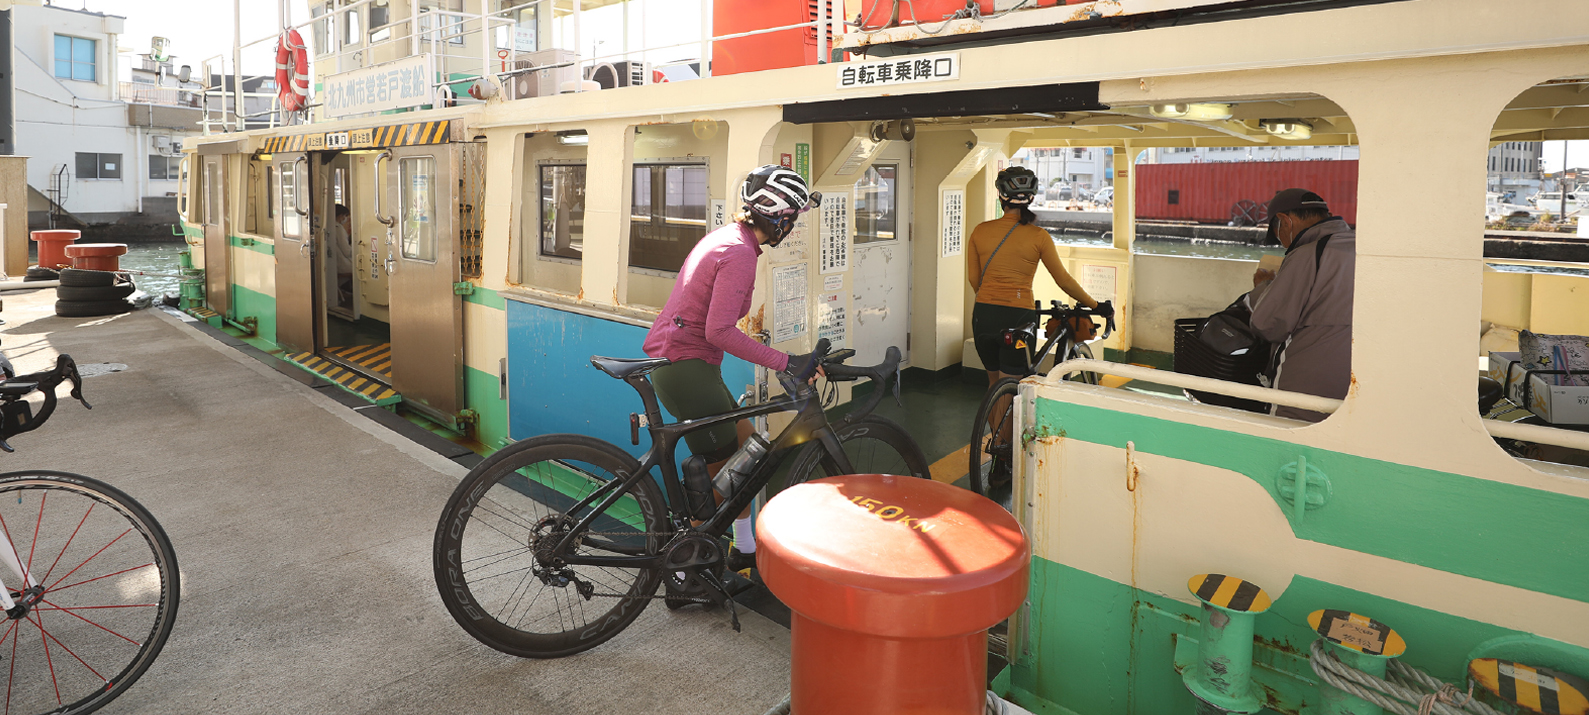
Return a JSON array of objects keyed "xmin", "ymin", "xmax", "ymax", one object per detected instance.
[{"xmin": 967, "ymin": 166, "xmax": 1109, "ymax": 388}]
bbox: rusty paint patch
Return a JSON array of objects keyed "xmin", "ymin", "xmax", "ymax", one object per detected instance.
[
  {"xmin": 1254, "ymin": 636, "xmax": 1305, "ymax": 658},
  {"xmin": 737, "ymin": 304, "xmax": 765, "ymax": 338}
]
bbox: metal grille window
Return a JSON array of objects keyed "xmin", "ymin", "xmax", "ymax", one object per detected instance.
[
  {"xmin": 76, "ymin": 152, "xmax": 121, "ymax": 180},
  {"xmin": 399, "ymin": 157, "xmax": 438, "ymax": 262},
  {"xmin": 53, "ymin": 35, "xmax": 95, "ymax": 82},
  {"xmin": 458, "ymin": 143, "xmax": 485, "ymax": 279},
  {"xmin": 539, "ymin": 164, "xmax": 585, "ymax": 260},
  {"xmin": 853, "ymin": 164, "xmax": 897, "ymax": 245},
  {"xmin": 629, "ymin": 163, "xmax": 708, "ymax": 273}
]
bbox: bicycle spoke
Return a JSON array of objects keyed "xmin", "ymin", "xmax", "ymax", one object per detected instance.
[
  {"xmin": 46, "ymin": 528, "xmax": 133, "ymax": 592},
  {"xmin": 29, "ymin": 612, "xmax": 109, "ymax": 685},
  {"xmin": 0, "ymin": 511, "xmax": 33, "ymax": 588},
  {"xmin": 27, "ymin": 613, "xmax": 62, "ymax": 706},
  {"xmin": 26, "ymin": 493, "xmax": 45, "ymax": 588},
  {"xmin": 48, "ymin": 561, "xmax": 156, "ymax": 597},
  {"xmin": 39, "ymin": 598, "xmax": 143, "ymax": 646},
  {"xmin": 40, "ymin": 502, "xmax": 94, "ymax": 588}
]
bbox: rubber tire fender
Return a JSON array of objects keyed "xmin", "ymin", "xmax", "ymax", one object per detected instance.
[
  {"xmin": 57, "ymin": 284, "xmax": 136, "ymax": 302},
  {"xmin": 24, "ymin": 266, "xmax": 59, "ymax": 282},
  {"xmin": 55, "ymin": 299, "xmax": 132, "ymax": 318},
  {"xmin": 58, "ymin": 268, "xmax": 118, "ymax": 288}
]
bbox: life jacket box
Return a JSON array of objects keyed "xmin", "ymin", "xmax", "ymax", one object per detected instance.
[
  {"xmin": 1173, "ymin": 317, "xmax": 1269, "ymax": 413},
  {"xmin": 1488, "ymin": 351, "xmax": 1589, "ymax": 425}
]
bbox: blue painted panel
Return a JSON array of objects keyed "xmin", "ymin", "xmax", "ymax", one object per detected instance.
[{"xmin": 505, "ymin": 300, "xmax": 755, "ymax": 460}]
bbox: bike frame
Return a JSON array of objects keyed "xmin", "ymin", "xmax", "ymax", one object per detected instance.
[{"xmin": 547, "ymin": 373, "xmax": 854, "ymax": 570}]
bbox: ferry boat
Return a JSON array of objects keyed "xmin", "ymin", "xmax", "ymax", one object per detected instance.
[{"xmin": 179, "ymin": 1, "xmax": 1589, "ymax": 712}]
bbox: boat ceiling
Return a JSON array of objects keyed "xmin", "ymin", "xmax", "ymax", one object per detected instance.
[{"xmin": 910, "ymin": 80, "xmax": 1589, "ymax": 148}]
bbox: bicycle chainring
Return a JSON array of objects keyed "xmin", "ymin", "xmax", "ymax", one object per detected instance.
[{"xmin": 661, "ymin": 533, "xmax": 724, "ymax": 602}]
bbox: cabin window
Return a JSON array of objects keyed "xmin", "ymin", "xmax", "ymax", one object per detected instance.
[
  {"xmin": 344, "ymin": 7, "xmax": 362, "ymax": 47},
  {"xmin": 496, "ymin": 1, "xmax": 538, "ymax": 52},
  {"xmin": 177, "ymin": 156, "xmax": 191, "ymax": 219},
  {"xmin": 420, "ymin": 0, "xmax": 466, "ymax": 46},
  {"xmin": 1481, "ymin": 76, "xmax": 1589, "ymax": 470},
  {"xmin": 854, "ymin": 164, "xmax": 898, "ymax": 245},
  {"xmin": 312, "ymin": 4, "xmax": 335, "ymax": 56},
  {"xmin": 629, "ymin": 163, "xmax": 709, "ymax": 273},
  {"xmin": 539, "ymin": 164, "xmax": 585, "ymax": 260},
  {"xmin": 399, "ymin": 156, "xmax": 438, "ymax": 262},
  {"xmin": 204, "ymin": 163, "xmax": 223, "ymax": 227},
  {"xmin": 266, "ymin": 166, "xmax": 276, "ymax": 220},
  {"xmin": 369, "ymin": 1, "xmax": 392, "ymax": 42},
  {"xmin": 280, "ymin": 162, "xmax": 303, "ymax": 239}
]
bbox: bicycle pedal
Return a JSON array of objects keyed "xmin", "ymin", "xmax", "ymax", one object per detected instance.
[{"xmin": 698, "ymin": 570, "xmax": 742, "ymax": 632}]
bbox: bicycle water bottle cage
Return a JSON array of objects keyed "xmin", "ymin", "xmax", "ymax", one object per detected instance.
[{"xmin": 590, "ymin": 356, "xmax": 671, "ymax": 380}]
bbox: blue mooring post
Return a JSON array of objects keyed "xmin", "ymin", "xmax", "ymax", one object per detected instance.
[
  {"xmin": 1183, "ymin": 574, "xmax": 1273, "ymax": 714},
  {"xmin": 1309, "ymin": 610, "xmax": 1407, "ymax": 715}
]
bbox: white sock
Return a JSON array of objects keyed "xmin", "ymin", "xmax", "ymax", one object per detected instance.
[{"xmin": 733, "ymin": 517, "xmax": 756, "ymax": 553}]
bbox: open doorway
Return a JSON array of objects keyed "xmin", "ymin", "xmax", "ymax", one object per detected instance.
[{"xmin": 320, "ymin": 151, "xmax": 392, "ymax": 378}]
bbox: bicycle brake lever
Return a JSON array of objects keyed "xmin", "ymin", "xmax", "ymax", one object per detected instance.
[
  {"xmin": 893, "ymin": 370, "xmax": 903, "ymax": 408},
  {"xmin": 0, "ymin": 438, "xmax": 12, "ymax": 454},
  {"xmin": 63, "ymin": 360, "xmax": 91, "ymax": 410}
]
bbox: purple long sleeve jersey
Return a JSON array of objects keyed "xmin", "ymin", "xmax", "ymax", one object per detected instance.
[{"xmin": 643, "ymin": 223, "xmax": 790, "ymax": 372}]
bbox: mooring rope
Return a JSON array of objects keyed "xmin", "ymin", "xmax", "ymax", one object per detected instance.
[{"xmin": 1309, "ymin": 639, "xmax": 1513, "ymax": 715}]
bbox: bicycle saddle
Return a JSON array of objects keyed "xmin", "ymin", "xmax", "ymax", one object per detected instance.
[{"xmin": 591, "ymin": 356, "xmax": 671, "ymax": 380}]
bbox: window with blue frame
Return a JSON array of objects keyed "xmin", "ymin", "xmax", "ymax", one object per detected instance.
[{"xmin": 53, "ymin": 35, "xmax": 96, "ymax": 82}]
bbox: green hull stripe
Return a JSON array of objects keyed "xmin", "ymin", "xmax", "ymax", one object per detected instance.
[
  {"xmin": 1033, "ymin": 398, "xmax": 1589, "ymax": 605},
  {"xmin": 1011, "ymin": 556, "xmax": 1589, "ymax": 715},
  {"xmin": 231, "ymin": 283, "xmax": 278, "ymax": 346},
  {"xmin": 464, "ymin": 286, "xmax": 505, "ymax": 310}
]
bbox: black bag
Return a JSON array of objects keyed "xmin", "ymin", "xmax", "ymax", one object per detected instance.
[{"xmin": 1199, "ymin": 295, "xmax": 1267, "ymax": 357}]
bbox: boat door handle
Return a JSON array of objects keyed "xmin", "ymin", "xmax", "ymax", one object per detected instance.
[{"xmin": 300, "ymin": 236, "xmax": 314, "ymax": 257}]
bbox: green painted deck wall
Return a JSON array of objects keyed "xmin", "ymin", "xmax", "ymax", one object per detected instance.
[{"xmin": 231, "ymin": 284, "xmax": 277, "ymax": 346}]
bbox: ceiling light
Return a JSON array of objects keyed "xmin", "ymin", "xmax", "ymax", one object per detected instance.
[
  {"xmin": 1149, "ymin": 103, "xmax": 1234, "ymax": 121},
  {"xmin": 1260, "ymin": 119, "xmax": 1313, "ymax": 141},
  {"xmin": 556, "ymin": 131, "xmax": 589, "ymax": 146}
]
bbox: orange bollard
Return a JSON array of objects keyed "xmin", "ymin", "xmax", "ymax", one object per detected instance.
[
  {"xmin": 64, "ymin": 243, "xmax": 129, "ymax": 272},
  {"xmin": 30, "ymin": 230, "xmax": 80, "ymax": 270},
  {"xmin": 757, "ymin": 474, "xmax": 1030, "ymax": 715}
]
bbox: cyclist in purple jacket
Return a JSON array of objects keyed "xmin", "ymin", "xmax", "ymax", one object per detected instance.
[{"xmin": 643, "ymin": 165, "xmax": 822, "ymax": 574}]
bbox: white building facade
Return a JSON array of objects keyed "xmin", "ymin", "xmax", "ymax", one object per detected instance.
[{"xmin": 14, "ymin": 3, "xmax": 202, "ymax": 229}]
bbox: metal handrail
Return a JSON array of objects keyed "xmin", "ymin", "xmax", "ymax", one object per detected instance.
[{"xmin": 373, "ymin": 149, "xmax": 394, "ymax": 227}]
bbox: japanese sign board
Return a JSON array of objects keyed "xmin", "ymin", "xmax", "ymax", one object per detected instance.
[
  {"xmin": 772, "ymin": 263, "xmax": 808, "ymax": 344},
  {"xmin": 820, "ymin": 193, "xmax": 850, "ymax": 275},
  {"xmin": 795, "ymin": 143, "xmax": 811, "ymax": 184},
  {"xmin": 838, "ymin": 52, "xmax": 959, "ymax": 90},
  {"xmin": 941, "ymin": 189, "xmax": 965, "ymax": 258},
  {"xmin": 324, "ymin": 54, "xmax": 436, "ymax": 119}
]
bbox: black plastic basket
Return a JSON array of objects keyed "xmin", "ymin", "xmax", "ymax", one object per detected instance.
[{"xmin": 1173, "ymin": 318, "xmax": 1270, "ymax": 413}]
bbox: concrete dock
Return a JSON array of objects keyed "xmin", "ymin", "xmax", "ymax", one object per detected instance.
[{"xmin": 0, "ymin": 287, "xmax": 790, "ymax": 714}]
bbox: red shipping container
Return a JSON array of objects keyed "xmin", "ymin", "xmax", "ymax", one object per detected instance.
[
  {"xmin": 714, "ymin": 0, "xmax": 837, "ymax": 76},
  {"xmin": 1134, "ymin": 160, "xmax": 1358, "ymax": 226}
]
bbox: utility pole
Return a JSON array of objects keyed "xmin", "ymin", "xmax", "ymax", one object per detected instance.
[{"xmin": 1562, "ymin": 141, "xmax": 1569, "ymax": 221}]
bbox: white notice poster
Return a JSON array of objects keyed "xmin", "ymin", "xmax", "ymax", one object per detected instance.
[
  {"xmin": 1081, "ymin": 264, "xmax": 1117, "ymax": 304},
  {"xmin": 772, "ymin": 263, "xmax": 808, "ymax": 344},
  {"xmin": 772, "ymin": 214, "xmax": 810, "ymax": 262},
  {"xmin": 816, "ymin": 291, "xmax": 847, "ymax": 348},
  {"xmin": 941, "ymin": 189, "xmax": 965, "ymax": 258},
  {"xmin": 820, "ymin": 193, "xmax": 850, "ymax": 274}
]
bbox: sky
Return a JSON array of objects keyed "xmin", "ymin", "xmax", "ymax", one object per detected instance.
[{"xmin": 1541, "ymin": 141, "xmax": 1589, "ymax": 173}]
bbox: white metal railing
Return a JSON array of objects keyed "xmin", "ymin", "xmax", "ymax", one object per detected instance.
[
  {"xmin": 1046, "ymin": 358, "xmax": 1589, "ymax": 454},
  {"xmin": 204, "ymin": 0, "xmax": 841, "ymax": 132}
]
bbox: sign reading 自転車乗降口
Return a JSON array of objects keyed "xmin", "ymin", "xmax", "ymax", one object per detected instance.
[
  {"xmin": 324, "ymin": 55, "xmax": 437, "ymax": 119},
  {"xmin": 837, "ymin": 53, "xmax": 958, "ymax": 90}
]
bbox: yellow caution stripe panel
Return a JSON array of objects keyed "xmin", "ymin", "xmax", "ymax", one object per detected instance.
[
  {"xmin": 285, "ymin": 349, "xmax": 401, "ymax": 406},
  {"xmin": 1471, "ymin": 658, "xmax": 1589, "ymax": 715}
]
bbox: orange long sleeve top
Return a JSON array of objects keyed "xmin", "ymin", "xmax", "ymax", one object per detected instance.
[{"xmin": 966, "ymin": 215, "xmax": 1095, "ymax": 309}]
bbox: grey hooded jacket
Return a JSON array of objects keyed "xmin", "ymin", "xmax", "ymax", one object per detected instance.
[{"xmin": 1247, "ymin": 217, "xmax": 1356, "ymax": 422}]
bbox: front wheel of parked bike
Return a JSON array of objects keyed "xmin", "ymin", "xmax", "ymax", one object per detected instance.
[
  {"xmin": 785, "ymin": 416, "xmax": 931, "ymax": 487},
  {"xmin": 433, "ymin": 434, "xmax": 667, "ymax": 659},
  {"xmin": 0, "ymin": 470, "xmax": 180, "ymax": 715}
]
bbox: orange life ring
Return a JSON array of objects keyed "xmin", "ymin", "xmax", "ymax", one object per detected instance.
[{"xmin": 274, "ymin": 28, "xmax": 310, "ymax": 112}]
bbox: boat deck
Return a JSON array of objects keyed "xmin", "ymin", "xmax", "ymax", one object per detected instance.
[{"xmin": 0, "ymin": 286, "xmax": 791, "ymax": 715}]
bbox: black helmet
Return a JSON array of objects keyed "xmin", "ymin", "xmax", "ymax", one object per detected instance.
[
  {"xmin": 995, "ymin": 166, "xmax": 1040, "ymax": 206},
  {"xmin": 740, "ymin": 165, "xmax": 821, "ymax": 246}
]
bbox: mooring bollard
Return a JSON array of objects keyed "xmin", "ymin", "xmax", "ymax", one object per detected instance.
[
  {"xmin": 1183, "ymin": 574, "xmax": 1273, "ymax": 714},
  {"xmin": 1309, "ymin": 610, "xmax": 1407, "ymax": 715}
]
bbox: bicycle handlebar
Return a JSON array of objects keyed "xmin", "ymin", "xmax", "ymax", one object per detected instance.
[
  {"xmin": 0, "ymin": 355, "xmax": 92, "ymax": 453},
  {"xmin": 776, "ymin": 339, "xmax": 903, "ymax": 430},
  {"xmin": 1033, "ymin": 300, "xmax": 1115, "ymax": 340}
]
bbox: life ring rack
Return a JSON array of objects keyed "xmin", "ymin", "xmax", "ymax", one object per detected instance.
[{"xmin": 274, "ymin": 28, "xmax": 310, "ymax": 113}]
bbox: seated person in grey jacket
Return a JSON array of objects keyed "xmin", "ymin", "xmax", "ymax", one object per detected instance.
[{"xmin": 1247, "ymin": 189, "xmax": 1356, "ymax": 423}]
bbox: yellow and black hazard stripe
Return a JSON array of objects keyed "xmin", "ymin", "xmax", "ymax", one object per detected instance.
[
  {"xmin": 285, "ymin": 349, "xmax": 401, "ymax": 405},
  {"xmin": 1307, "ymin": 609, "xmax": 1406, "ymax": 657},
  {"xmin": 1470, "ymin": 659, "xmax": 1589, "ymax": 715},
  {"xmin": 326, "ymin": 343, "xmax": 392, "ymax": 380},
  {"xmin": 1187, "ymin": 574, "xmax": 1272, "ymax": 613},
  {"xmin": 261, "ymin": 134, "xmax": 311, "ymax": 153},
  {"xmin": 369, "ymin": 119, "xmax": 451, "ymax": 147}
]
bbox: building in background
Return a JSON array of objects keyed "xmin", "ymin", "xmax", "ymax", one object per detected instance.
[
  {"xmin": 1151, "ymin": 145, "xmax": 1360, "ymax": 163},
  {"xmin": 1016, "ymin": 147, "xmax": 1113, "ymax": 194},
  {"xmin": 1487, "ymin": 141, "xmax": 1542, "ymax": 196},
  {"xmin": 14, "ymin": 2, "xmax": 204, "ymax": 235}
]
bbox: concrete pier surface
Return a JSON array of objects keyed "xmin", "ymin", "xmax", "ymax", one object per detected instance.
[{"xmin": 0, "ymin": 287, "xmax": 790, "ymax": 714}]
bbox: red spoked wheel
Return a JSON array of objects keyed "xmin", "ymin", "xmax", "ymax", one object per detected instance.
[
  {"xmin": 0, "ymin": 471, "xmax": 178, "ymax": 715},
  {"xmin": 274, "ymin": 28, "xmax": 310, "ymax": 112},
  {"xmin": 1230, "ymin": 199, "xmax": 1268, "ymax": 227}
]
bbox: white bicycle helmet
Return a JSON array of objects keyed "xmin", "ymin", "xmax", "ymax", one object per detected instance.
[{"xmin": 740, "ymin": 165, "xmax": 821, "ymax": 245}]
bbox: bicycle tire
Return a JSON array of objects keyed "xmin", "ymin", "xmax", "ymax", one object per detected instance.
[
  {"xmin": 785, "ymin": 416, "xmax": 931, "ymax": 487},
  {"xmin": 1063, "ymin": 340, "xmax": 1099, "ymax": 385},
  {"xmin": 0, "ymin": 470, "xmax": 180, "ymax": 715},
  {"xmin": 433, "ymin": 434, "xmax": 667, "ymax": 659},
  {"xmin": 969, "ymin": 377, "xmax": 1022, "ymax": 500}
]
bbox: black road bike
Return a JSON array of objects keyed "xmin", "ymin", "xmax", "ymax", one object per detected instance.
[
  {"xmin": 433, "ymin": 339, "xmax": 928, "ymax": 658},
  {"xmin": 969, "ymin": 301, "xmax": 1115, "ymax": 501},
  {"xmin": 0, "ymin": 355, "xmax": 180, "ymax": 715}
]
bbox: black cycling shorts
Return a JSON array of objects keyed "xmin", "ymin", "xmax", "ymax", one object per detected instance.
[
  {"xmin": 650, "ymin": 359, "xmax": 741, "ymax": 462},
  {"xmin": 972, "ymin": 302, "xmax": 1038, "ymax": 375}
]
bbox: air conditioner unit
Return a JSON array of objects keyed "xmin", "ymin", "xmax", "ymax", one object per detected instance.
[
  {"xmin": 584, "ymin": 61, "xmax": 650, "ymax": 90},
  {"xmin": 507, "ymin": 49, "xmax": 580, "ymax": 100}
]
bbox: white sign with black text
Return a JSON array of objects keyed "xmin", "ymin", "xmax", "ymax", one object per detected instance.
[
  {"xmin": 941, "ymin": 189, "xmax": 965, "ymax": 258},
  {"xmin": 820, "ymin": 193, "xmax": 850, "ymax": 274},
  {"xmin": 324, "ymin": 54, "xmax": 436, "ymax": 119},
  {"xmin": 837, "ymin": 52, "xmax": 959, "ymax": 90}
]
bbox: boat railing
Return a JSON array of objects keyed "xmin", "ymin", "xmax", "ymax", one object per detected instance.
[{"xmin": 1045, "ymin": 358, "xmax": 1589, "ymax": 454}]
